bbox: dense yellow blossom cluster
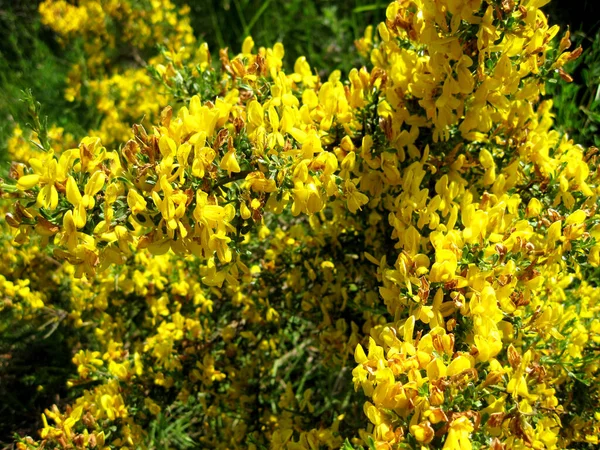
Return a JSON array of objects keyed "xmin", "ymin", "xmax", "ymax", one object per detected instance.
[
  {"xmin": 37, "ymin": 0, "xmax": 196, "ymax": 145},
  {"xmin": 2, "ymin": 0, "xmax": 599, "ymax": 449}
]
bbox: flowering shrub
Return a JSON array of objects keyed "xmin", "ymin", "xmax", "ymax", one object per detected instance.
[{"xmin": 2, "ymin": 0, "xmax": 600, "ymax": 449}]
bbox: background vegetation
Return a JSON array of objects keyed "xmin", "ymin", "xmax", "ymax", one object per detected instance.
[{"xmin": 0, "ymin": 0, "xmax": 598, "ymax": 158}]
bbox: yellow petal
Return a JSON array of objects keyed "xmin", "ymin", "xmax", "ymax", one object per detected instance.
[{"xmin": 16, "ymin": 174, "xmax": 40, "ymax": 190}]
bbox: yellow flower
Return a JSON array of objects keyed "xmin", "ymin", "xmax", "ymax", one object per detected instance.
[
  {"xmin": 344, "ymin": 180, "xmax": 368, "ymax": 213},
  {"xmin": 220, "ymin": 149, "xmax": 241, "ymax": 175},
  {"xmin": 151, "ymin": 175, "xmax": 189, "ymax": 238},
  {"xmin": 21, "ymin": 150, "xmax": 74, "ymax": 210},
  {"xmin": 65, "ymin": 172, "xmax": 106, "ymax": 228},
  {"xmin": 443, "ymin": 417, "xmax": 474, "ymax": 450},
  {"xmin": 127, "ymin": 189, "xmax": 147, "ymax": 215}
]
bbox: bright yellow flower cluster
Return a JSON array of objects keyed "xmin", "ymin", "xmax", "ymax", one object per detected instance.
[
  {"xmin": 3, "ymin": 0, "xmax": 600, "ymax": 449},
  {"xmin": 38, "ymin": 0, "xmax": 196, "ymax": 145}
]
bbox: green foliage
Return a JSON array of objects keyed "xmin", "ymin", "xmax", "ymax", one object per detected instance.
[
  {"xmin": 0, "ymin": 1, "xmax": 89, "ymax": 166},
  {"xmin": 145, "ymin": 399, "xmax": 199, "ymax": 449},
  {"xmin": 180, "ymin": 0, "xmax": 384, "ymax": 74},
  {"xmin": 547, "ymin": 30, "xmax": 600, "ymax": 148},
  {"xmin": 0, "ymin": 309, "xmax": 74, "ymax": 444}
]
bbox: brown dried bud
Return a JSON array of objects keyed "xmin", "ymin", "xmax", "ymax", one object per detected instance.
[
  {"xmin": 490, "ymin": 437, "xmax": 506, "ymax": 450},
  {"xmin": 15, "ymin": 202, "xmax": 33, "ymax": 220},
  {"xmin": 507, "ymin": 344, "xmax": 522, "ymax": 369},
  {"xmin": 220, "ymin": 48, "xmax": 234, "ymax": 76},
  {"xmin": 256, "ymin": 53, "xmax": 266, "ymax": 76},
  {"xmin": 5, "ymin": 213, "xmax": 20, "ymax": 228},
  {"xmin": 82, "ymin": 411, "xmax": 96, "ymax": 428},
  {"xmin": 231, "ymin": 58, "xmax": 246, "ymax": 78},
  {"xmin": 487, "ymin": 412, "xmax": 506, "ymax": 428},
  {"xmin": 233, "ymin": 116, "xmax": 245, "ymax": 134},
  {"xmin": 481, "ymin": 370, "xmax": 503, "ymax": 389},
  {"xmin": 214, "ymin": 128, "xmax": 229, "ymax": 150},
  {"xmin": 132, "ymin": 123, "xmax": 148, "ymax": 144},
  {"xmin": 123, "ymin": 140, "xmax": 140, "ymax": 165},
  {"xmin": 501, "ymin": 0, "xmax": 515, "ymax": 13},
  {"xmin": 146, "ymin": 136, "xmax": 159, "ymax": 163},
  {"xmin": 510, "ymin": 415, "xmax": 534, "ymax": 446},
  {"xmin": 559, "ymin": 30, "xmax": 571, "ymax": 52},
  {"xmin": 9, "ymin": 162, "xmax": 26, "ymax": 180},
  {"xmin": 495, "ymin": 243, "xmax": 508, "ymax": 259},
  {"xmin": 568, "ymin": 46, "xmax": 583, "ymax": 63},
  {"xmin": 36, "ymin": 217, "xmax": 60, "ymax": 235},
  {"xmin": 557, "ymin": 67, "xmax": 573, "ymax": 83},
  {"xmin": 518, "ymin": 5, "xmax": 527, "ymax": 17}
]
